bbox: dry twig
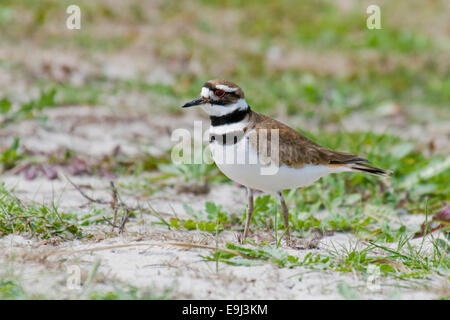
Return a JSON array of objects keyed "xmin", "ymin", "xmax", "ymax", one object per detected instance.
[
  {"xmin": 64, "ymin": 174, "xmax": 108, "ymax": 205},
  {"xmin": 64, "ymin": 174, "xmax": 134, "ymax": 233}
]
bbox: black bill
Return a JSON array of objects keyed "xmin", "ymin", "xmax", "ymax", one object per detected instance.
[{"xmin": 181, "ymin": 97, "xmax": 204, "ymax": 108}]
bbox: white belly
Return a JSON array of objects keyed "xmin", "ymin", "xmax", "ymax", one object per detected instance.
[{"xmin": 209, "ymin": 135, "xmax": 348, "ymax": 193}]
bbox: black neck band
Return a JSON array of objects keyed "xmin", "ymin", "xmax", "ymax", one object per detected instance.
[{"xmin": 210, "ymin": 107, "xmax": 250, "ymax": 126}]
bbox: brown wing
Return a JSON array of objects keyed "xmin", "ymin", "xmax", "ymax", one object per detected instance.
[{"xmin": 248, "ymin": 112, "xmax": 367, "ymax": 168}]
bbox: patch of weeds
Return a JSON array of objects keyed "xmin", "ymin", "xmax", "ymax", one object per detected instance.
[
  {"xmin": 165, "ymin": 202, "xmax": 229, "ymax": 233},
  {"xmin": 204, "ymin": 228, "xmax": 448, "ymax": 289},
  {"xmin": 187, "ymin": 202, "xmax": 229, "ymax": 223},
  {"xmin": 0, "ymin": 184, "xmax": 82, "ymax": 240},
  {"xmin": 204, "ymin": 243, "xmax": 302, "ymax": 268},
  {"xmin": 0, "ymin": 88, "xmax": 56, "ymax": 128},
  {"xmin": 0, "ymin": 137, "xmax": 22, "ymax": 172},
  {"xmin": 123, "ymin": 152, "xmax": 171, "ymax": 176},
  {"xmin": 246, "ymin": 193, "xmax": 373, "ymax": 241},
  {"xmin": 327, "ymin": 243, "xmax": 381, "ymax": 273},
  {"xmin": 0, "ymin": 279, "xmax": 29, "ymax": 299},
  {"xmin": 250, "ymin": 194, "xmax": 272, "ymax": 225},
  {"xmin": 204, "ymin": 0, "xmax": 436, "ymax": 53},
  {"xmin": 0, "ymin": 263, "xmax": 46, "ymax": 299},
  {"xmin": 325, "ymin": 230, "xmax": 449, "ymax": 281},
  {"xmin": 79, "ymin": 207, "xmax": 108, "ymax": 226},
  {"xmin": 369, "ymin": 234, "xmax": 449, "ymax": 278},
  {"xmin": 5, "ymin": 145, "xmax": 171, "ymax": 181},
  {"xmin": 0, "ymin": 277, "xmax": 45, "ymax": 299},
  {"xmin": 249, "ymin": 194, "xmax": 288, "ymax": 235},
  {"xmin": 53, "ymin": 83, "xmax": 103, "ymax": 106},
  {"xmin": 172, "ymin": 219, "xmax": 221, "ymax": 233},
  {"xmin": 129, "ymin": 1, "xmax": 148, "ymax": 23},
  {"xmin": 0, "ymin": 5, "xmax": 14, "ymax": 26},
  {"xmin": 401, "ymin": 158, "xmax": 450, "ymax": 193},
  {"xmin": 0, "ymin": 97, "xmax": 12, "ymax": 113}
]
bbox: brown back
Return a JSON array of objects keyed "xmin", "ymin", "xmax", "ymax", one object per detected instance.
[{"xmin": 247, "ymin": 111, "xmax": 366, "ymax": 168}]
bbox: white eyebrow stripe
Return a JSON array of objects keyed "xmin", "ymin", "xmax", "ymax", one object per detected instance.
[{"xmin": 215, "ymin": 84, "xmax": 238, "ymax": 92}]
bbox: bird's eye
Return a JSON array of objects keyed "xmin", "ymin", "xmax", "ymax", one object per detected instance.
[{"xmin": 214, "ymin": 89, "xmax": 226, "ymax": 98}]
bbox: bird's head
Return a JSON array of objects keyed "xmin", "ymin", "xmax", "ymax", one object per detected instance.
[{"xmin": 182, "ymin": 79, "xmax": 248, "ymax": 116}]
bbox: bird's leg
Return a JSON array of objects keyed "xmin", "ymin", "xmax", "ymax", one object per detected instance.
[
  {"xmin": 242, "ymin": 188, "xmax": 254, "ymax": 243},
  {"xmin": 277, "ymin": 191, "xmax": 291, "ymax": 245}
]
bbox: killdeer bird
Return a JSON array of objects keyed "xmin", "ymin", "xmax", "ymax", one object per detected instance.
[{"xmin": 182, "ymin": 79, "xmax": 390, "ymax": 244}]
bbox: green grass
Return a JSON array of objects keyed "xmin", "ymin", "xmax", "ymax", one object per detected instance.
[
  {"xmin": 0, "ymin": 137, "xmax": 21, "ymax": 171},
  {"xmin": 0, "ymin": 138, "xmax": 173, "ymax": 178},
  {"xmin": 0, "ymin": 191, "xmax": 80, "ymax": 240},
  {"xmin": 18, "ymin": 58, "xmax": 448, "ymax": 123},
  {"xmin": 0, "ymin": 279, "xmax": 30, "ymax": 299},
  {"xmin": 1, "ymin": 0, "xmax": 448, "ymax": 118},
  {"xmin": 0, "ymin": 88, "xmax": 57, "ymax": 128},
  {"xmin": 203, "ymin": 0, "xmax": 437, "ymax": 52},
  {"xmin": 0, "ymin": 261, "xmax": 46, "ymax": 299},
  {"xmin": 0, "ymin": 183, "xmax": 84, "ymax": 240},
  {"xmin": 150, "ymin": 201, "xmax": 228, "ymax": 233},
  {"xmin": 203, "ymin": 231, "xmax": 448, "ymax": 281}
]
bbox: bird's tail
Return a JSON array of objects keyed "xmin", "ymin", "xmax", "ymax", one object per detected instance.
[{"xmin": 326, "ymin": 151, "xmax": 392, "ymax": 177}]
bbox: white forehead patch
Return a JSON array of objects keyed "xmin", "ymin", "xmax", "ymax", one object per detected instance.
[
  {"xmin": 216, "ymin": 84, "xmax": 238, "ymax": 92},
  {"xmin": 201, "ymin": 87, "xmax": 211, "ymax": 98}
]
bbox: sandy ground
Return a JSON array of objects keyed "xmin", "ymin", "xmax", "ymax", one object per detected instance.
[
  {"xmin": 0, "ymin": 0, "xmax": 449, "ymax": 301},
  {"xmin": 1, "ymin": 105, "xmax": 448, "ymax": 300}
]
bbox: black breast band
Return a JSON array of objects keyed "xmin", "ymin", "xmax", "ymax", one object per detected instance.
[{"xmin": 210, "ymin": 107, "xmax": 250, "ymax": 126}]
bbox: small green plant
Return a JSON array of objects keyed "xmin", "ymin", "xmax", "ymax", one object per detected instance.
[
  {"xmin": 0, "ymin": 262, "xmax": 46, "ymax": 299},
  {"xmin": 0, "ymin": 184, "xmax": 82, "ymax": 240},
  {"xmin": 0, "ymin": 88, "xmax": 56, "ymax": 128},
  {"xmin": 0, "ymin": 137, "xmax": 21, "ymax": 171},
  {"xmin": 164, "ymin": 202, "xmax": 229, "ymax": 233},
  {"xmin": 184, "ymin": 201, "xmax": 229, "ymax": 223},
  {"xmin": 0, "ymin": 279, "xmax": 29, "ymax": 299},
  {"xmin": 0, "ymin": 98, "xmax": 11, "ymax": 114},
  {"xmin": 204, "ymin": 243, "xmax": 302, "ymax": 268}
]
